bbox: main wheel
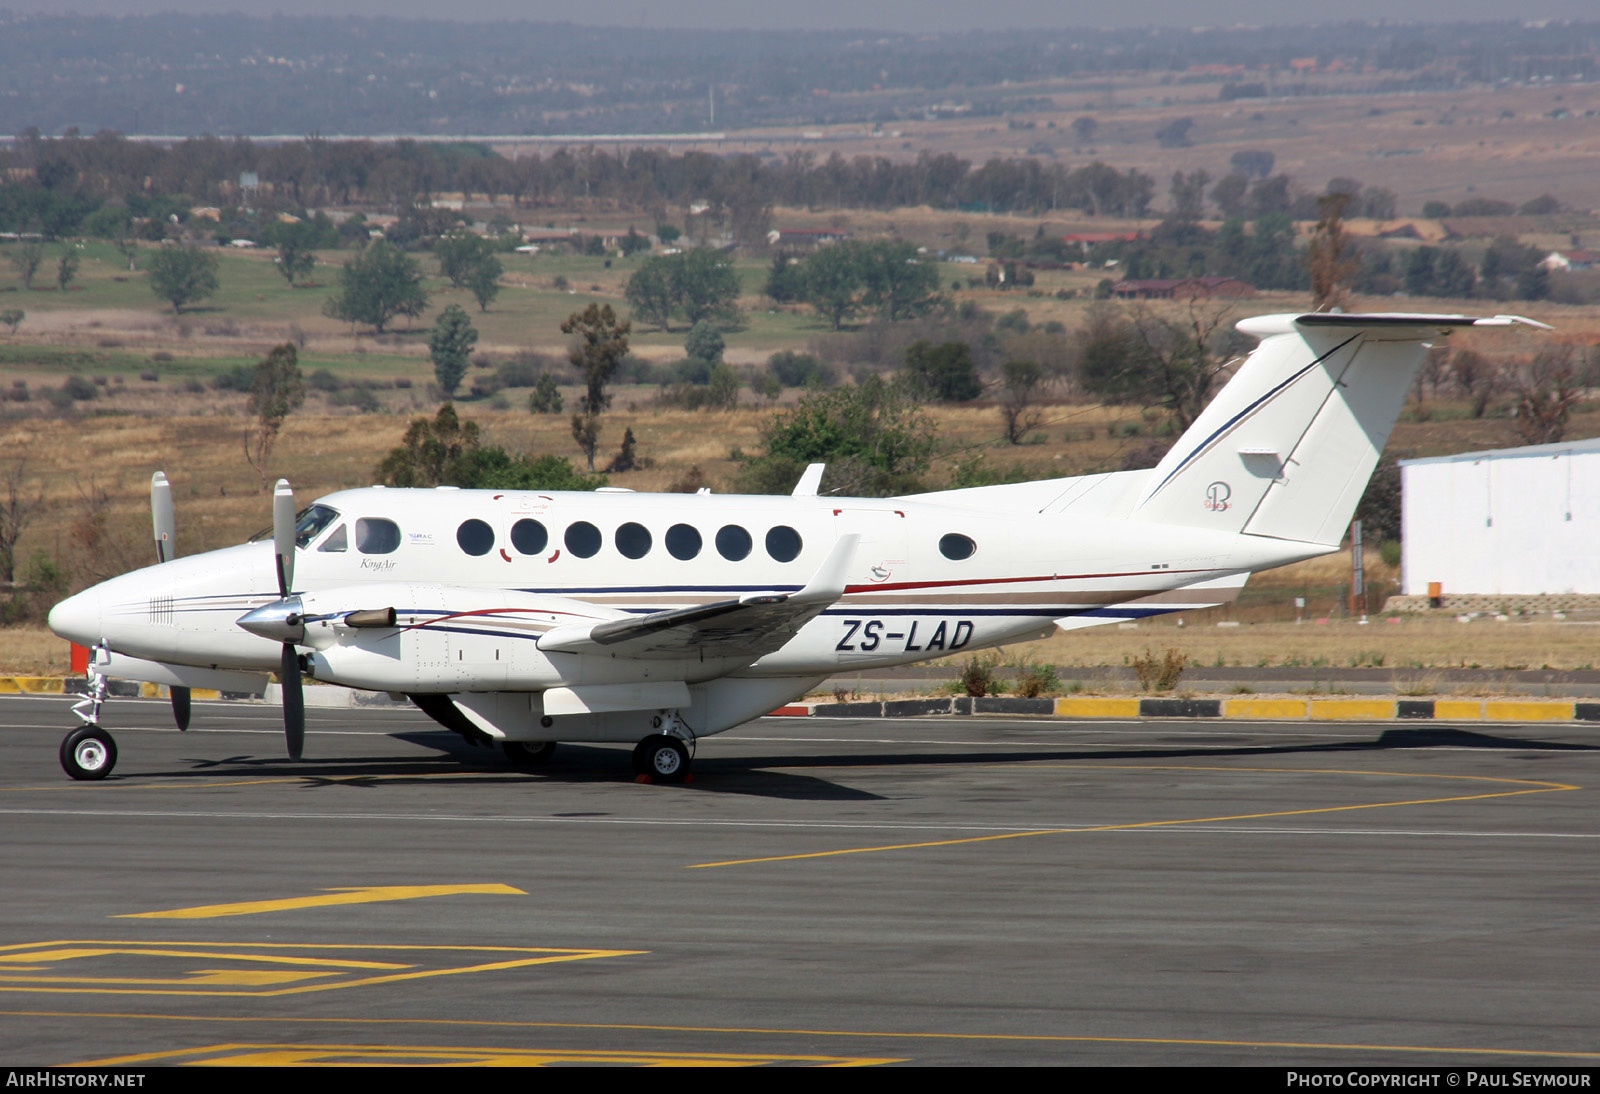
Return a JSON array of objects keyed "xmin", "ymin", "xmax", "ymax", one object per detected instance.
[
  {"xmin": 502, "ymin": 740, "xmax": 557, "ymax": 767},
  {"xmin": 60, "ymin": 725, "xmax": 117, "ymax": 781},
  {"xmin": 632, "ymin": 734, "xmax": 689, "ymax": 783}
]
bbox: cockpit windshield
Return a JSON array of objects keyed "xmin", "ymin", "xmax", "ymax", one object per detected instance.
[{"xmin": 247, "ymin": 504, "xmax": 342, "ymax": 549}]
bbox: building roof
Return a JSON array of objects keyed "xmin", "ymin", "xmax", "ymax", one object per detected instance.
[{"xmin": 1400, "ymin": 436, "xmax": 1600, "ymax": 468}]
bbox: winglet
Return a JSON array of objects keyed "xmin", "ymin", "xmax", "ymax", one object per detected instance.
[
  {"xmin": 784, "ymin": 533, "xmax": 859, "ymax": 605},
  {"xmin": 792, "ymin": 463, "xmax": 826, "ymax": 497}
]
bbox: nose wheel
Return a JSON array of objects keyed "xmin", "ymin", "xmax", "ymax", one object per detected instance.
[{"xmin": 61, "ymin": 725, "xmax": 117, "ymax": 780}]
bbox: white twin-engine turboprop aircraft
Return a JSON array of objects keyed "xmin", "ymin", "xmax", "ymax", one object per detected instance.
[{"xmin": 46, "ymin": 312, "xmax": 1548, "ymax": 782}]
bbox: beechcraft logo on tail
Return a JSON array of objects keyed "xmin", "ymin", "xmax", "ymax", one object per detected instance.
[{"xmin": 1204, "ymin": 481, "xmax": 1232, "ymax": 511}]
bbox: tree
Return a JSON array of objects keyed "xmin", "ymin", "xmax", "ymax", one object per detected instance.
[
  {"xmin": 243, "ymin": 343, "xmax": 305, "ymax": 485},
  {"xmin": 675, "ymin": 247, "xmax": 741, "ymax": 327},
  {"xmin": 1510, "ymin": 348, "xmax": 1580, "ymax": 446},
  {"xmin": 1211, "ymin": 173, "xmax": 1249, "ymax": 219},
  {"xmin": 998, "ymin": 359, "xmax": 1046, "ymax": 445},
  {"xmin": 376, "ymin": 403, "xmax": 482, "ymax": 487},
  {"xmin": 465, "ymin": 256, "xmax": 502, "ymax": 312},
  {"xmin": 624, "ymin": 254, "xmax": 678, "ymax": 331},
  {"xmin": 1169, "ymin": 169, "xmax": 1211, "ymax": 223},
  {"xmin": 1071, "ymin": 116, "xmax": 1098, "ymax": 143},
  {"xmin": 1306, "ymin": 192, "xmax": 1358, "ymax": 310},
  {"xmin": 1230, "ymin": 149, "xmax": 1275, "ymax": 180},
  {"xmin": 860, "ymin": 240, "xmax": 941, "ymax": 321},
  {"xmin": 1078, "ymin": 299, "xmax": 1241, "ymax": 430},
  {"xmin": 799, "ymin": 241, "xmax": 868, "ymax": 330},
  {"xmin": 0, "ymin": 309, "xmax": 23, "ymax": 334},
  {"xmin": 428, "ymin": 304, "xmax": 478, "ymax": 398},
  {"xmin": 273, "ymin": 220, "xmax": 318, "ymax": 287},
  {"xmin": 684, "ymin": 319, "xmax": 724, "ymax": 364},
  {"xmin": 56, "ymin": 249, "xmax": 79, "ymax": 292},
  {"xmin": 435, "ymin": 232, "xmax": 494, "ymax": 288},
  {"xmin": 1154, "ymin": 117, "xmax": 1195, "ymax": 148},
  {"xmin": 147, "ymin": 246, "xmax": 220, "ymax": 314},
  {"xmin": 903, "ymin": 339, "xmax": 982, "ymax": 403},
  {"xmin": 735, "ymin": 375, "xmax": 937, "ymax": 496},
  {"xmin": 10, "ymin": 242, "xmax": 44, "ymax": 289},
  {"xmin": 0, "ymin": 461, "xmax": 43, "ymax": 585},
  {"xmin": 528, "ymin": 373, "xmax": 563, "ymax": 414},
  {"xmin": 323, "ymin": 241, "xmax": 428, "ymax": 334},
  {"xmin": 562, "ymin": 303, "xmax": 631, "ymax": 472}
]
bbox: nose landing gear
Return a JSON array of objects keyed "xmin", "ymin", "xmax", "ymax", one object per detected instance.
[{"xmin": 62, "ymin": 642, "xmax": 117, "ymax": 780}]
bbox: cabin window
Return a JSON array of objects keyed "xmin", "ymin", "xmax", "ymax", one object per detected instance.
[
  {"xmin": 565, "ymin": 521, "xmax": 602, "ymax": 559},
  {"xmin": 765, "ymin": 525, "xmax": 802, "ymax": 562},
  {"xmin": 616, "ymin": 522, "xmax": 652, "ymax": 559},
  {"xmin": 292, "ymin": 504, "xmax": 339, "ymax": 548},
  {"xmin": 456, "ymin": 519, "xmax": 495, "ymax": 557},
  {"xmin": 356, "ymin": 518, "xmax": 401, "ymax": 554},
  {"xmin": 510, "ymin": 519, "xmax": 548, "ymax": 556},
  {"xmin": 317, "ymin": 524, "xmax": 348, "ymax": 553},
  {"xmin": 715, "ymin": 524, "xmax": 752, "ymax": 561},
  {"xmin": 939, "ymin": 533, "xmax": 977, "ymax": 560},
  {"xmin": 665, "ymin": 523, "xmax": 702, "ymax": 560}
]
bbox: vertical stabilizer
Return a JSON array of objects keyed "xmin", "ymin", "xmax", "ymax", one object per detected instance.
[{"xmin": 1131, "ymin": 313, "xmax": 1548, "ymax": 547}]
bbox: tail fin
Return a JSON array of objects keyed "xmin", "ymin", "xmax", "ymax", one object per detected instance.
[{"xmin": 1131, "ymin": 313, "xmax": 1549, "ymax": 547}]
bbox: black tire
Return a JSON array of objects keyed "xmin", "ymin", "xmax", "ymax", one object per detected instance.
[
  {"xmin": 632, "ymin": 734, "xmax": 689, "ymax": 783},
  {"xmin": 502, "ymin": 740, "xmax": 557, "ymax": 767},
  {"xmin": 60, "ymin": 725, "xmax": 117, "ymax": 781}
]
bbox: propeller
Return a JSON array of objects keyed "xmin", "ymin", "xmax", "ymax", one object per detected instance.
[
  {"xmin": 271, "ymin": 478, "xmax": 304, "ymax": 760},
  {"xmin": 151, "ymin": 471, "xmax": 189, "ymax": 730}
]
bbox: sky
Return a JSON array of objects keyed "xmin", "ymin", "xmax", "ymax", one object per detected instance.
[{"xmin": 5, "ymin": 1, "xmax": 1594, "ymax": 31}]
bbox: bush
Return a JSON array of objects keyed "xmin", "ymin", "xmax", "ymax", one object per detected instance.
[
  {"xmin": 1015, "ymin": 663, "xmax": 1061, "ymax": 698},
  {"xmin": 308, "ymin": 368, "xmax": 341, "ymax": 392},
  {"xmin": 1131, "ymin": 647, "xmax": 1187, "ymax": 692},
  {"xmin": 63, "ymin": 375, "xmax": 98, "ymax": 401},
  {"xmin": 955, "ymin": 656, "xmax": 1004, "ymax": 698}
]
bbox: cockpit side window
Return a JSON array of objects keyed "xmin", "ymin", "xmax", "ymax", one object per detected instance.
[
  {"xmin": 317, "ymin": 524, "xmax": 349, "ymax": 553},
  {"xmin": 356, "ymin": 518, "xmax": 401, "ymax": 554},
  {"xmin": 294, "ymin": 504, "xmax": 340, "ymax": 548}
]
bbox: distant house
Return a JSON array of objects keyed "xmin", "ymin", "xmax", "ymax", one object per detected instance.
[
  {"xmin": 1063, "ymin": 231, "xmax": 1142, "ymax": 251},
  {"xmin": 1540, "ymin": 250, "xmax": 1599, "ymax": 273},
  {"xmin": 1110, "ymin": 276, "xmax": 1255, "ymax": 300},
  {"xmin": 767, "ymin": 227, "xmax": 849, "ymax": 251}
]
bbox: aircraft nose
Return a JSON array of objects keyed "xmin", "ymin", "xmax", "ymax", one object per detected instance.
[{"xmin": 47, "ymin": 587, "xmax": 102, "ymax": 646}]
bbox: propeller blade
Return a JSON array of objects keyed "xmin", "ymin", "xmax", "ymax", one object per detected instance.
[
  {"xmin": 151, "ymin": 471, "xmax": 176, "ymax": 564},
  {"xmin": 272, "ymin": 478, "xmax": 295, "ymax": 596},
  {"xmin": 171, "ymin": 685, "xmax": 191, "ymax": 731},
  {"xmin": 280, "ymin": 643, "xmax": 304, "ymax": 761}
]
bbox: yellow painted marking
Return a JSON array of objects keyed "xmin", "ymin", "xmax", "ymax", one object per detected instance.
[
  {"xmin": 1053, "ymin": 697, "xmax": 1139, "ymax": 718},
  {"xmin": 1222, "ymin": 698, "xmax": 1308, "ymax": 719},
  {"xmin": 0, "ymin": 941, "xmax": 644, "ymax": 998},
  {"xmin": 1485, "ymin": 701, "xmax": 1574, "ymax": 722},
  {"xmin": 118, "ymin": 883, "xmax": 526, "ymax": 919},
  {"xmin": 689, "ymin": 765, "xmax": 1577, "ymax": 868},
  {"xmin": 74, "ymin": 1042, "xmax": 900, "ymax": 1067},
  {"xmin": 1434, "ymin": 700, "xmax": 1484, "ymax": 720},
  {"xmin": 24, "ymin": 1012, "xmax": 1599, "ymax": 1063},
  {"xmin": 1308, "ymin": 699, "xmax": 1396, "ymax": 720}
]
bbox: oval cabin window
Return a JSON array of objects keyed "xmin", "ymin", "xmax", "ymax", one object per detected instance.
[
  {"xmin": 715, "ymin": 525, "xmax": 752, "ymax": 561},
  {"xmin": 356, "ymin": 518, "xmax": 401, "ymax": 555},
  {"xmin": 938, "ymin": 533, "xmax": 977, "ymax": 561},
  {"xmin": 765, "ymin": 525, "xmax": 802, "ymax": 563},
  {"xmin": 615, "ymin": 522, "xmax": 652, "ymax": 559},
  {"xmin": 510, "ymin": 519, "xmax": 548, "ymax": 556},
  {"xmin": 456, "ymin": 519, "xmax": 494, "ymax": 557},
  {"xmin": 665, "ymin": 524, "xmax": 702, "ymax": 560},
  {"xmin": 565, "ymin": 521, "xmax": 602, "ymax": 559}
]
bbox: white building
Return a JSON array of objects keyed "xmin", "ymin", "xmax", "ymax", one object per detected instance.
[{"xmin": 1400, "ymin": 438, "xmax": 1600, "ymax": 597}]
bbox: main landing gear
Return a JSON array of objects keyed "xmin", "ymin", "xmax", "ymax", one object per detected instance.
[{"xmin": 62, "ymin": 643, "xmax": 117, "ymax": 780}]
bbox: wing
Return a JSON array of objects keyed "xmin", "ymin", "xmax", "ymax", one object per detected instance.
[{"xmin": 537, "ymin": 534, "xmax": 859, "ymax": 660}]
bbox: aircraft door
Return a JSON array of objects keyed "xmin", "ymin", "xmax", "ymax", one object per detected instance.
[{"xmin": 831, "ymin": 507, "xmax": 910, "ymax": 664}]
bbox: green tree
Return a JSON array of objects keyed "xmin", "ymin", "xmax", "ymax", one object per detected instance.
[
  {"xmin": 435, "ymin": 231, "xmax": 494, "ymax": 288},
  {"xmin": 0, "ymin": 309, "xmax": 22, "ymax": 334},
  {"xmin": 528, "ymin": 373, "xmax": 563, "ymax": 414},
  {"xmin": 147, "ymin": 246, "xmax": 220, "ymax": 314},
  {"xmin": 376, "ymin": 403, "xmax": 481, "ymax": 487},
  {"xmin": 453, "ymin": 448, "xmax": 606, "ymax": 490},
  {"xmin": 860, "ymin": 240, "xmax": 941, "ymax": 321},
  {"xmin": 428, "ymin": 304, "xmax": 478, "ymax": 398},
  {"xmin": 799, "ymin": 241, "xmax": 868, "ymax": 330},
  {"xmin": 323, "ymin": 241, "xmax": 428, "ymax": 334},
  {"xmin": 705, "ymin": 362, "xmax": 740, "ymax": 409},
  {"xmin": 243, "ymin": 343, "xmax": 305, "ymax": 485},
  {"xmin": 684, "ymin": 319, "xmax": 725, "ymax": 364},
  {"xmin": 903, "ymin": 339, "xmax": 982, "ymax": 403},
  {"xmin": 55, "ymin": 249, "xmax": 79, "ymax": 292},
  {"xmin": 675, "ymin": 247, "xmax": 741, "ymax": 327},
  {"xmin": 465, "ymin": 255, "xmax": 503, "ymax": 312},
  {"xmin": 624, "ymin": 254, "xmax": 678, "ymax": 331},
  {"xmin": 10, "ymin": 242, "xmax": 44, "ymax": 290},
  {"xmin": 735, "ymin": 375, "xmax": 937, "ymax": 496},
  {"xmin": 562, "ymin": 303, "xmax": 631, "ymax": 472},
  {"xmin": 272, "ymin": 219, "xmax": 318, "ymax": 287},
  {"xmin": 998, "ymin": 359, "xmax": 1045, "ymax": 445}
]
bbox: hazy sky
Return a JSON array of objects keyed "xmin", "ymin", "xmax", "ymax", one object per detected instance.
[{"xmin": 6, "ymin": 1, "xmax": 1594, "ymax": 31}]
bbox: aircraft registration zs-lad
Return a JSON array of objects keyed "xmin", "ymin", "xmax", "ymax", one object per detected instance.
[{"xmin": 47, "ymin": 312, "xmax": 1547, "ymax": 783}]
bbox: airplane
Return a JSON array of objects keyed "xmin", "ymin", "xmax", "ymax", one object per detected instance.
[{"xmin": 45, "ymin": 311, "xmax": 1549, "ymax": 783}]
